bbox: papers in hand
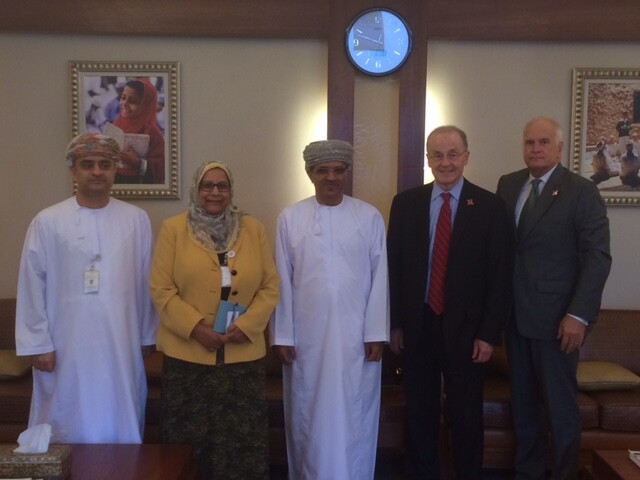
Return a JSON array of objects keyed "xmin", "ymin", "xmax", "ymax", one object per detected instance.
[
  {"xmin": 630, "ymin": 450, "xmax": 640, "ymax": 468},
  {"xmin": 103, "ymin": 122, "xmax": 150, "ymax": 158},
  {"xmin": 213, "ymin": 300, "xmax": 247, "ymax": 333}
]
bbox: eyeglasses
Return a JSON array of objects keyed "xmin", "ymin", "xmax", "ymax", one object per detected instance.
[
  {"xmin": 199, "ymin": 181, "xmax": 231, "ymax": 193},
  {"xmin": 75, "ymin": 160, "xmax": 115, "ymax": 171},
  {"xmin": 426, "ymin": 150, "xmax": 468, "ymax": 162},
  {"xmin": 313, "ymin": 166, "xmax": 349, "ymax": 176}
]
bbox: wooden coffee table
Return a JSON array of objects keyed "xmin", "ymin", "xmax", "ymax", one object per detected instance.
[
  {"xmin": 69, "ymin": 444, "xmax": 197, "ymax": 479},
  {"xmin": 583, "ymin": 450, "xmax": 640, "ymax": 480}
]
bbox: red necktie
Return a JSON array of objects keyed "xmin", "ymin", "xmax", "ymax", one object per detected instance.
[{"xmin": 428, "ymin": 192, "xmax": 451, "ymax": 315}]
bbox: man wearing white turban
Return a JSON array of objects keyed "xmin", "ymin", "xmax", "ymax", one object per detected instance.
[{"xmin": 270, "ymin": 139, "xmax": 390, "ymax": 480}]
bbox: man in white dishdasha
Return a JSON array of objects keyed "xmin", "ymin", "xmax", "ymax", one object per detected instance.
[
  {"xmin": 15, "ymin": 133, "xmax": 158, "ymax": 443},
  {"xmin": 270, "ymin": 139, "xmax": 389, "ymax": 480}
]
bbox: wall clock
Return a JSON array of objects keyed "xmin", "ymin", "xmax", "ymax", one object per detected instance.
[{"xmin": 345, "ymin": 8, "xmax": 412, "ymax": 76}]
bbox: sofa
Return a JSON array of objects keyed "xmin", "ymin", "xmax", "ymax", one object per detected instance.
[
  {"xmin": 482, "ymin": 309, "xmax": 640, "ymax": 469},
  {"xmin": 2, "ymin": 297, "xmax": 640, "ymax": 473}
]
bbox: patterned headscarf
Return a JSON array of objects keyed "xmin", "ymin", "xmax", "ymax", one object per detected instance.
[
  {"xmin": 303, "ymin": 139, "xmax": 354, "ymax": 170},
  {"xmin": 65, "ymin": 133, "xmax": 121, "ymax": 166},
  {"xmin": 188, "ymin": 161, "xmax": 245, "ymax": 253}
]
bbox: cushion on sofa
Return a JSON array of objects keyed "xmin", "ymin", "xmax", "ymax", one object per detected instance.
[
  {"xmin": 482, "ymin": 374, "xmax": 600, "ymax": 429},
  {"xmin": 483, "ymin": 375, "xmax": 512, "ymax": 428},
  {"xmin": 580, "ymin": 310, "xmax": 640, "ymax": 374},
  {"xmin": 0, "ymin": 350, "xmax": 32, "ymax": 381},
  {"xmin": 587, "ymin": 388, "xmax": 640, "ymax": 431},
  {"xmin": 577, "ymin": 361, "xmax": 640, "ymax": 391},
  {"xmin": 577, "ymin": 391, "xmax": 600, "ymax": 429}
]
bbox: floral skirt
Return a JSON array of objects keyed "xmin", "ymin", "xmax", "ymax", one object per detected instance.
[{"xmin": 160, "ymin": 355, "xmax": 268, "ymax": 480}]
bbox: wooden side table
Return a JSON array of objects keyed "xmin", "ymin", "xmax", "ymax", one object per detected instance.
[
  {"xmin": 584, "ymin": 450, "xmax": 640, "ymax": 480},
  {"xmin": 70, "ymin": 444, "xmax": 197, "ymax": 479}
]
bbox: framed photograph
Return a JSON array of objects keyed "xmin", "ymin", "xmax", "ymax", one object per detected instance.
[
  {"xmin": 70, "ymin": 61, "xmax": 180, "ymax": 198},
  {"xmin": 571, "ymin": 67, "xmax": 640, "ymax": 206}
]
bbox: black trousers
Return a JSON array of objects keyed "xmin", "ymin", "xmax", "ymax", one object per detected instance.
[{"xmin": 403, "ymin": 305, "xmax": 486, "ymax": 480}]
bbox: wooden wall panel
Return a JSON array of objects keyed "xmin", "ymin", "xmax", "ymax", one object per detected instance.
[
  {"xmin": 4, "ymin": 0, "xmax": 640, "ymax": 41},
  {"xmin": 0, "ymin": 0, "xmax": 329, "ymax": 38},
  {"xmin": 396, "ymin": 1, "xmax": 429, "ymax": 192},
  {"xmin": 425, "ymin": 0, "xmax": 640, "ymax": 41}
]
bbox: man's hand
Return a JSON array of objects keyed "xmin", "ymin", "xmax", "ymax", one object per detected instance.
[
  {"xmin": 273, "ymin": 345, "xmax": 296, "ymax": 365},
  {"xmin": 389, "ymin": 328, "xmax": 404, "ymax": 355},
  {"xmin": 364, "ymin": 342, "xmax": 384, "ymax": 362},
  {"xmin": 471, "ymin": 339, "xmax": 494, "ymax": 363},
  {"xmin": 557, "ymin": 315, "xmax": 586, "ymax": 353},
  {"xmin": 32, "ymin": 351, "xmax": 56, "ymax": 372}
]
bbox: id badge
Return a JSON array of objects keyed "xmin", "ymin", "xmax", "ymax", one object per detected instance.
[
  {"xmin": 221, "ymin": 266, "xmax": 232, "ymax": 287},
  {"xmin": 84, "ymin": 266, "xmax": 100, "ymax": 293}
]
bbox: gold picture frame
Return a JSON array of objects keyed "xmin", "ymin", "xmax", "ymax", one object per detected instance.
[
  {"xmin": 571, "ymin": 67, "xmax": 640, "ymax": 206},
  {"xmin": 70, "ymin": 61, "xmax": 180, "ymax": 199}
]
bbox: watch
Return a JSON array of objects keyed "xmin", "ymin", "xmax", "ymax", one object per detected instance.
[{"xmin": 345, "ymin": 8, "xmax": 412, "ymax": 76}]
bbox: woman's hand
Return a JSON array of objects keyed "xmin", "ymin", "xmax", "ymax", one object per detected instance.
[
  {"xmin": 190, "ymin": 320, "xmax": 227, "ymax": 352},
  {"xmin": 225, "ymin": 324, "xmax": 249, "ymax": 344}
]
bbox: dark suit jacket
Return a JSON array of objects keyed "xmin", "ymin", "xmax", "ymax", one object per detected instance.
[
  {"xmin": 496, "ymin": 165, "xmax": 611, "ymax": 340},
  {"xmin": 387, "ymin": 179, "xmax": 513, "ymax": 355}
]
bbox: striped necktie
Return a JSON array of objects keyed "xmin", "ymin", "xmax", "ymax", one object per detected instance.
[{"xmin": 428, "ymin": 192, "xmax": 451, "ymax": 315}]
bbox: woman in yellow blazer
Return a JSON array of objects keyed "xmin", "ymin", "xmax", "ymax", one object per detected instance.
[{"xmin": 150, "ymin": 161, "xmax": 279, "ymax": 480}]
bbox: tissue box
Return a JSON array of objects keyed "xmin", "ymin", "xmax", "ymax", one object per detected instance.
[{"xmin": 0, "ymin": 444, "xmax": 71, "ymax": 479}]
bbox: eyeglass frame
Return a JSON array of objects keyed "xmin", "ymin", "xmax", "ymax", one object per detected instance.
[
  {"xmin": 426, "ymin": 149, "xmax": 469, "ymax": 162},
  {"xmin": 199, "ymin": 181, "xmax": 231, "ymax": 193}
]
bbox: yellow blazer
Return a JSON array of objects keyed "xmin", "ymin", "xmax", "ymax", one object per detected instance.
[{"xmin": 150, "ymin": 212, "xmax": 280, "ymax": 365}]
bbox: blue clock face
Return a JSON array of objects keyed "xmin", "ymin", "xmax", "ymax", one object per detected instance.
[{"xmin": 346, "ymin": 9, "xmax": 412, "ymax": 76}]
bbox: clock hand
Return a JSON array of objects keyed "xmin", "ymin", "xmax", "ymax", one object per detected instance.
[{"xmin": 356, "ymin": 34, "xmax": 384, "ymax": 45}]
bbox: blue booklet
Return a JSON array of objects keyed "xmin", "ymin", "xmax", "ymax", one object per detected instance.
[{"xmin": 213, "ymin": 300, "xmax": 247, "ymax": 333}]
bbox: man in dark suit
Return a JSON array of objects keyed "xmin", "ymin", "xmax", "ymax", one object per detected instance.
[
  {"xmin": 387, "ymin": 125, "xmax": 512, "ymax": 479},
  {"xmin": 496, "ymin": 117, "xmax": 611, "ymax": 480}
]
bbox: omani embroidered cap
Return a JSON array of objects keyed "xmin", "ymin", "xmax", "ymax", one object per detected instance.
[
  {"xmin": 303, "ymin": 139, "xmax": 353, "ymax": 170},
  {"xmin": 65, "ymin": 133, "xmax": 121, "ymax": 166}
]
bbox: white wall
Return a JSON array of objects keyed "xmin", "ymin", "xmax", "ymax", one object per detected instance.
[
  {"xmin": 1, "ymin": 35, "xmax": 638, "ymax": 309},
  {"xmin": 425, "ymin": 41, "xmax": 640, "ymax": 309},
  {"xmin": 0, "ymin": 34, "xmax": 326, "ymax": 297}
]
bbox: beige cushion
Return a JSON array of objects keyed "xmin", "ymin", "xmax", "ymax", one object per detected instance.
[
  {"xmin": 577, "ymin": 361, "xmax": 640, "ymax": 391},
  {"xmin": 0, "ymin": 349, "xmax": 32, "ymax": 380}
]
